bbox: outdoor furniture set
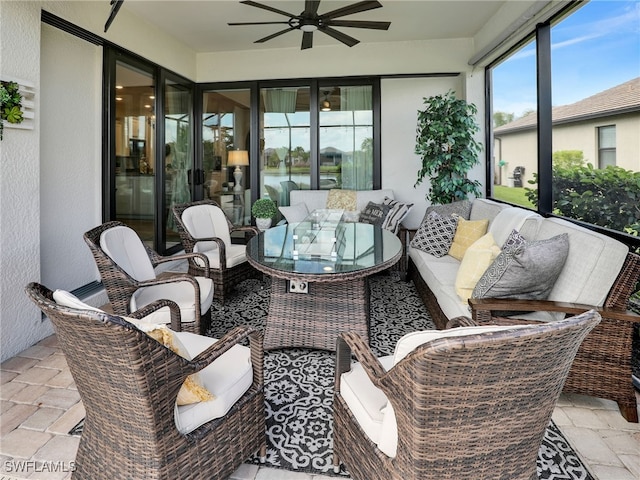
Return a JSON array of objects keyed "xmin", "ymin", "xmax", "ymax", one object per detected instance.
[
  {"xmin": 24, "ymin": 192, "xmax": 636, "ymax": 478},
  {"xmin": 406, "ymin": 198, "xmax": 640, "ymax": 422}
]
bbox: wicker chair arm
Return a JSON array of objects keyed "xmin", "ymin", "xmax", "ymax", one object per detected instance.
[
  {"xmin": 469, "ymin": 297, "xmax": 640, "ymax": 324},
  {"xmin": 127, "ymin": 299, "xmax": 182, "ymax": 331},
  {"xmin": 230, "ymin": 225, "xmax": 260, "ymax": 237},
  {"xmin": 135, "ymin": 274, "xmax": 203, "ymax": 320},
  {"xmin": 445, "ymin": 316, "xmax": 478, "ymax": 329},
  {"xmin": 154, "ymin": 252, "xmax": 211, "ymax": 276},
  {"xmin": 334, "ymin": 332, "xmax": 388, "ymax": 394}
]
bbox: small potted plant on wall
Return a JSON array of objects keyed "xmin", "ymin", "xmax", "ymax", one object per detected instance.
[
  {"xmin": 0, "ymin": 81, "xmax": 25, "ymax": 141},
  {"xmin": 414, "ymin": 90, "xmax": 482, "ymax": 204},
  {"xmin": 251, "ymin": 198, "xmax": 277, "ymax": 231}
]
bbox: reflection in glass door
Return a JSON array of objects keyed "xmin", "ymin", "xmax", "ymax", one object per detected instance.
[
  {"xmin": 260, "ymin": 86, "xmax": 310, "ymax": 208},
  {"xmin": 202, "ymin": 88, "xmax": 251, "ymax": 225},
  {"xmin": 114, "ymin": 61, "xmax": 156, "ymax": 245},
  {"xmin": 165, "ymin": 79, "xmax": 192, "ymax": 248},
  {"xmin": 319, "ymin": 85, "xmax": 373, "ymax": 190}
]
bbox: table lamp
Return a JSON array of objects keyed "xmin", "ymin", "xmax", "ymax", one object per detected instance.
[{"xmin": 227, "ymin": 150, "xmax": 249, "ymax": 193}]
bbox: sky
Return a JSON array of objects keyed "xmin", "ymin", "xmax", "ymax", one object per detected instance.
[{"xmin": 492, "ymin": 0, "xmax": 640, "ymax": 117}]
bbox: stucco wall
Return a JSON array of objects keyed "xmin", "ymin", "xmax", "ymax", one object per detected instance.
[
  {"xmin": 40, "ymin": 24, "xmax": 103, "ymax": 291},
  {"xmin": 0, "ymin": 1, "xmax": 50, "ymax": 361}
]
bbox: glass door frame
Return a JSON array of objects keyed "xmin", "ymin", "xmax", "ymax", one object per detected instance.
[{"xmin": 103, "ymin": 47, "xmax": 196, "ymax": 254}]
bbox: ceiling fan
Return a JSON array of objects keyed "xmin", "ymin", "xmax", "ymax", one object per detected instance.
[{"xmin": 228, "ymin": 0, "xmax": 391, "ymax": 50}]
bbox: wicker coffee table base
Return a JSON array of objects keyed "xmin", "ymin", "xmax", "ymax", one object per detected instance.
[{"xmin": 264, "ymin": 277, "xmax": 370, "ymax": 351}]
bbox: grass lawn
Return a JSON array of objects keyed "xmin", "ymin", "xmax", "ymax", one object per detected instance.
[{"xmin": 492, "ymin": 185, "xmax": 536, "ymax": 209}]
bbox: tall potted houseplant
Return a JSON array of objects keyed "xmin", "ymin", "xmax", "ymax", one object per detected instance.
[
  {"xmin": 251, "ymin": 198, "xmax": 277, "ymax": 231},
  {"xmin": 414, "ymin": 90, "xmax": 482, "ymax": 204}
]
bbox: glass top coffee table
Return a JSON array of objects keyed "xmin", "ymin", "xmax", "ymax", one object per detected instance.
[{"xmin": 246, "ymin": 210, "xmax": 402, "ymax": 350}]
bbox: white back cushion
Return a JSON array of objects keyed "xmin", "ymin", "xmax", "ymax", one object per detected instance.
[
  {"xmin": 182, "ymin": 205, "xmax": 232, "ymax": 253},
  {"xmin": 100, "ymin": 225, "xmax": 156, "ymax": 281},
  {"xmin": 53, "ymin": 289, "xmax": 170, "ymax": 324},
  {"xmin": 535, "ymin": 217, "xmax": 628, "ymax": 306},
  {"xmin": 290, "ymin": 190, "xmax": 328, "ymax": 212},
  {"xmin": 488, "ymin": 207, "xmax": 542, "ymax": 246}
]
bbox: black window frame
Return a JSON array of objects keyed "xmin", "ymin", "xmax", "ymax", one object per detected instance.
[{"xmin": 485, "ymin": 10, "xmax": 640, "ymax": 251}]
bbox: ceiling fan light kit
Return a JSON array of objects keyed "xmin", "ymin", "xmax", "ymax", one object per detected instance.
[{"xmin": 228, "ymin": 0, "xmax": 391, "ymax": 50}]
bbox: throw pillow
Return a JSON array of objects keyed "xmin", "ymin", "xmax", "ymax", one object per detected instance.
[
  {"xmin": 126, "ymin": 318, "xmax": 214, "ymax": 406},
  {"xmin": 454, "ymin": 233, "xmax": 501, "ymax": 302},
  {"xmin": 448, "ymin": 217, "xmax": 490, "ymax": 261},
  {"xmin": 381, "ymin": 197, "xmax": 413, "ymax": 234},
  {"xmin": 472, "ymin": 233, "xmax": 570, "ymax": 300},
  {"xmin": 423, "ymin": 199, "xmax": 472, "ymax": 224},
  {"xmin": 409, "ymin": 211, "xmax": 458, "ymax": 257},
  {"xmin": 326, "ymin": 189, "xmax": 357, "ymax": 211},
  {"xmin": 359, "ymin": 201, "xmax": 391, "ymax": 227},
  {"xmin": 279, "ymin": 202, "xmax": 309, "ymax": 224}
]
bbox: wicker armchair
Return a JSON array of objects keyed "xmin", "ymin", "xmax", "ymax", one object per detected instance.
[
  {"xmin": 467, "ymin": 251, "xmax": 640, "ymax": 423},
  {"xmin": 84, "ymin": 221, "xmax": 214, "ymax": 334},
  {"xmin": 25, "ymin": 282, "xmax": 266, "ymax": 480},
  {"xmin": 172, "ymin": 200, "xmax": 262, "ymax": 304},
  {"xmin": 333, "ymin": 310, "xmax": 601, "ymax": 480}
]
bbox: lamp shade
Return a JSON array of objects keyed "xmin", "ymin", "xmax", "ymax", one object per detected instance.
[{"xmin": 228, "ymin": 150, "xmax": 249, "ymax": 166}]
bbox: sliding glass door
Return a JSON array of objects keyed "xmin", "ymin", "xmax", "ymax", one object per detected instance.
[
  {"xmin": 260, "ymin": 86, "xmax": 311, "ymax": 207},
  {"xmin": 107, "ymin": 51, "xmax": 195, "ymax": 253}
]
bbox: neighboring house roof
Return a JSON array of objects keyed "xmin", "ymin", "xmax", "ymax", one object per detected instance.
[{"xmin": 494, "ymin": 77, "xmax": 640, "ymax": 134}]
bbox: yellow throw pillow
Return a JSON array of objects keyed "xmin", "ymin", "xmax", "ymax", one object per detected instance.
[
  {"xmin": 326, "ymin": 189, "xmax": 357, "ymax": 211},
  {"xmin": 448, "ymin": 218, "xmax": 490, "ymax": 261},
  {"xmin": 455, "ymin": 233, "xmax": 501, "ymax": 302},
  {"xmin": 127, "ymin": 319, "xmax": 214, "ymax": 405}
]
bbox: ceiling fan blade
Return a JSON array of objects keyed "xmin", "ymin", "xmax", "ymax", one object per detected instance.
[
  {"xmin": 228, "ymin": 21, "xmax": 291, "ymax": 26},
  {"xmin": 301, "ymin": 31, "xmax": 314, "ymax": 50},
  {"xmin": 327, "ymin": 20, "xmax": 390, "ymax": 30},
  {"xmin": 321, "ymin": 0, "xmax": 382, "ymax": 20},
  {"xmin": 305, "ymin": 0, "xmax": 321, "ymax": 16},
  {"xmin": 320, "ymin": 26, "xmax": 360, "ymax": 47},
  {"xmin": 254, "ymin": 27, "xmax": 296, "ymax": 43},
  {"xmin": 240, "ymin": 0, "xmax": 297, "ymax": 18}
]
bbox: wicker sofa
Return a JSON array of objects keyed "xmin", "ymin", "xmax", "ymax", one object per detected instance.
[{"xmin": 407, "ymin": 198, "xmax": 640, "ymax": 422}]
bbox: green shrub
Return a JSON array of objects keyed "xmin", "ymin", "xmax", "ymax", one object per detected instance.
[
  {"xmin": 525, "ymin": 164, "xmax": 640, "ymax": 236},
  {"xmin": 251, "ymin": 198, "xmax": 277, "ymax": 219}
]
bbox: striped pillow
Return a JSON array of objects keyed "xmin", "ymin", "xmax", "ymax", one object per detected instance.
[{"xmin": 381, "ymin": 197, "xmax": 413, "ymax": 234}]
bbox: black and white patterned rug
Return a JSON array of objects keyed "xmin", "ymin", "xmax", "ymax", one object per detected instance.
[{"xmin": 71, "ymin": 273, "xmax": 595, "ymax": 479}]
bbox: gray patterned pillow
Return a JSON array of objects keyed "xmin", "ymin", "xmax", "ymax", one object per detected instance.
[
  {"xmin": 472, "ymin": 232, "xmax": 569, "ymax": 300},
  {"xmin": 410, "ymin": 211, "xmax": 459, "ymax": 257}
]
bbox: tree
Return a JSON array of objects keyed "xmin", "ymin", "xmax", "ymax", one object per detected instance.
[
  {"xmin": 493, "ymin": 111, "xmax": 514, "ymax": 127},
  {"xmin": 414, "ymin": 91, "xmax": 482, "ymax": 204}
]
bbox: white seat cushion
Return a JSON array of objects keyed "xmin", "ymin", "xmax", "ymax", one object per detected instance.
[
  {"xmin": 195, "ymin": 243, "xmax": 247, "ymax": 269},
  {"xmin": 341, "ymin": 325, "xmax": 531, "ymax": 458},
  {"xmin": 131, "ymin": 276, "xmax": 214, "ymax": 324},
  {"xmin": 173, "ymin": 332, "xmax": 254, "ymax": 434}
]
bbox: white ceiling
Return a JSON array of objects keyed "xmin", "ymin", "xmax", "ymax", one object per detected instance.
[{"xmin": 121, "ymin": 0, "xmax": 506, "ymax": 53}]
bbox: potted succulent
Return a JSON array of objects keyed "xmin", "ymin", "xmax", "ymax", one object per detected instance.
[
  {"xmin": 414, "ymin": 90, "xmax": 482, "ymax": 204},
  {"xmin": 251, "ymin": 198, "xmax": 277, "ymax": 231},
  {"xmin": 0, "ymin": 81, "xmax": 25, "ymax": 141}
]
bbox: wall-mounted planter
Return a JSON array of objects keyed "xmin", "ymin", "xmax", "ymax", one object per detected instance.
[{"xmin": 1, "ymin": 76, "xmax": 35, "ymax": 140}]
